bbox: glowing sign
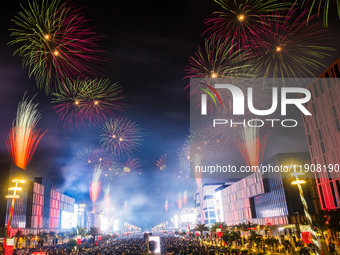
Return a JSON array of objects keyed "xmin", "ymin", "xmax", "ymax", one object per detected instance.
[
  {"xmin": 101, "ymin": 217, "xmax": 108, "ymax": 231},
  {"xmin": 61, "ymin": 211, "xmax": 73, "ymax": 229},
  {"xmin": 114, "ymin": 220, "xmax": 119, "ymax": 231}
]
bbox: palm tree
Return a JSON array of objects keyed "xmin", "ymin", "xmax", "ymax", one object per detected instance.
[
  {"xmin": 89, "ymin": 227, "xmax": 100, "ymax": 244},
  {"xmin": 222, "ymin": 231, "xmax": 241, "ymax": 247},
  {"xmin": 249, "ymin": 233, "xmax": 263, "ymax": 250},
  {"xmin": 68, "ymin": 226, "xmax": 87, "ymax": 238},
  {"xmin": 193, "ymin": 223, "xmax": 210, "ymax": 238},
  {"xmin": 210, "ymin": 222, "xmax": 228, "ymax": 233}
]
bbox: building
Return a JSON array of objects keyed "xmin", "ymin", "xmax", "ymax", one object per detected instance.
[
  {"xmin": 212, "ymin": 153, "xmax": 320, "ymax": 229},
  {"xmin": 194, "ymin": 183, "xmax": 225, "ymax": 227},
  {"xmin": 300, "ymin": 57, "xmax": 340, "ymax": 210},
  {"xmin": 0, "ymin": 164, "xmax": 75, "ymax": 235}
]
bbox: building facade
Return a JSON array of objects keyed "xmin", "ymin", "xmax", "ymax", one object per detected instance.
[
  {"xmin": 194, "ymin": 183, "xmax": 225, "ymax": 227},
  {"xmin": 203, "ymin": 153, "xmax": 320, "ymax": 228},
  {"xmin": 300, "ymin": 57, "xmax": 340, "ymax": 210},
  {"xmin": 0, "ymin": 164, "xmax": 75, "ymax": 235}
]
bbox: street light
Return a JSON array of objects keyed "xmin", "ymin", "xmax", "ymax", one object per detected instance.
[
  {"xmin": 290, "ymin": 166, "xmax": 321, "ymax": 255},
  {"xmin": 5, "ymin": 178, "xmax": 25, "ymax": 255}
]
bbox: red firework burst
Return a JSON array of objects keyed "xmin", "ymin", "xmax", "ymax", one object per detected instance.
[
  {"xmin": 156, "ymin": 154, "xmax": 166, "ymax": 171},
  {"xmin": 100, "ymin": 116, "xmax": 143, "ymax": 157},
  {"xmin": 9, "ymin": 0, "xmax": 104, "ymax": 94},
  {"xmin": 51, "ymin": 78, "xmax": 124, "ymax": 129}
]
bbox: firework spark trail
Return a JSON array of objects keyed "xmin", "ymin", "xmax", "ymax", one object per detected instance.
[
  {"xmin": 9, "ymin": 0, "xmax": 104, "ymax": 94},
  {"xmin": 187, "ymin": 126, "xmax": 222, "ymax": 188},
  {"xmin": 123, "ymin": 158, "xmax": 141, "ymax": 173},
  {"xmin": 301, "ymin": 0, "xmax": 340, "ymax": 27},
  {"xmin": 7, "ymin": 95, "xmax": 47, "ymax": 170},
  {"xmin": 204, "ymin": 0, "xmax": 291, "ymax": 51},
  {"xmin": 235, "ymin": 123, "xmax": 268, "ymax": 168},
  {"xmin": 156, "ymin": 154, "xmax": 166, "ymax": 171},
  {"xmin": 104, "ymin": 184, "xmax": 111, "ymax": 215},
  {"xmin": 165, "ymin": 199, "xmax": 169, "ymax": 212},
  {"xmin": 100, "ymin": 116, "xmax": 143, "ymax": 157},
  {"xmin": 248, "ymin": 7, "xmax": 334, "ymax": 85},
  {"xmin": 183, "ymin": 190, "xmax": 188, "ymax": 205},
  {"xmin": 89, "ymin": 165, "xmax": 102, "ymax": 212},
  {"xmin": 177, "ymin": 193, "xmax": 183, "ymax": 210},
  {"xmin": 51, "ymin": 78, "xmax": 124, "ymax": 129}
]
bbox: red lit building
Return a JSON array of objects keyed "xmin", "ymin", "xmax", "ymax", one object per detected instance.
[{"xmin": 300, "ymin": 57, "xmax": 340, "ymax": 209}]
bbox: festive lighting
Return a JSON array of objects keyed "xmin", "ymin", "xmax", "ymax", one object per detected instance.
[
  {"xmin": 248, "ymin": 8, "xmax": 334, "ymax": 85},
  {"xmin": 9, "ymin": 0, "xmax": 103, "ymax": 94},
  {"xmin": 156, "ymin": 154, "xmax": 166, "ymax": 170},
  {"xmin": 204, "ymin": 0, "xmax": 290, "ymax": 51},
  {"xmin": 51, "ymin": 78, "xmax": 124, "ymax": 129},
  {"xmin": 235, "ymin": 124, "xmax": 268, "ymax": 168},
  {"xmin": 100, "ymin": 116, "xmax": 143, "ymax": 157},
  {"xmin": 7, "ymin": 95, "xmax": 47, "ymax": 169}
]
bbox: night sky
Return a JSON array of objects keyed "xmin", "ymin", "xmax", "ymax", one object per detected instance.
[{"xmin": 0, "ymin": 0, "xmax": 340, "ymax": 229}]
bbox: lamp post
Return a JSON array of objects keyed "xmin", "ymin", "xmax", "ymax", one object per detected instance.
[
  {"xmin": 290, "ymin": 166, "xmax": 321, "ymax": 255},
  {"xmin": 4, "ymin": 178, "xmax": 25, "ymax": 255}
]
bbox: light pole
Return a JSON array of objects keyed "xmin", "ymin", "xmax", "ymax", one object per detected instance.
[
  {"xmin": 4, "ymin": 178, "xmax": 25, "ymax": 255},
  {"xmin": 290, "ymin": 166, "xmax": 321, "ymax": 255}
]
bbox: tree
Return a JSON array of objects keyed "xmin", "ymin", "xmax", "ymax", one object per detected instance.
[
  {"xmin": 327, "ymin": 209, "xmax": 340, "ymax": 243},
  {"xmin": 89, "ymin": 227, "xmax": 100, "ymax": 237},
  {"xmin": 193, "ymin": 223, "xmax": 210, "ymax": 237},
  {"xmin": 210, "ymin": 222, "xmax": 228, "ymax": 233},
  {"xmin": 67, "ymin": 239, "xmax": 77, "ymax": 247},
  {"xmin": 68, "ymin": 226, "xmax": 88, "ymax": 238},
  {"xmin": 264, "ymin": 237, "xmax": 279, "ymax": 251},
  {"xmin": 222, "ymin": 231, "xmax": 241, "ymax": 247},
  {"xmin": 249, "ymin": 233, "xmax": 263, "ymax": 250},
  {"xmin": 313, "ymin": 211, "xmax": 328, "ymax": 236}
]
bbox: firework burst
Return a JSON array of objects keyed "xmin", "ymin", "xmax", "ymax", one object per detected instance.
[
  {"xmin": 9, "ymin": 0, "xmax": 103, "ymax": 94},
  {"xmin": 184, "ymin": 37, "xmax": 254, "ymax": 116},
  {"xmin": 156, "ymin": 154, "xmax": 166, "ymax": 171},
  {"xmin": 51, "ymin": 78, "xmax": 124, "ymax": 129},
  {"xmin": 301, "ymin": 0, "xmax": 340, "ymax": 27},
  {"xmin": 204, "ymin": 0, "xmax": 290, "ymax": 51},
  {"xmin": 123, "ymin": 158, "xmax": 141, "ymax": 173},
  {"xmin": 184, "ymin": 36, "xmax": 252, "ymax": 81},
  {"xmin": 75, "ymin": 145, "xmax": 116, "ymax": 169},
  {"xmin": 7, "ymin": 95, "xmax": 47, "ymax": 170},
  {"xmin": 248, "ymin": 8, "xmax": 334, "ymax": 84},
  {"xmin": 100, "ymin": 116, "xmax": 143, "ymax": 157},
  {"xmin": 235, "ymin": 123, "xmax": 269, "ymax": 168}
]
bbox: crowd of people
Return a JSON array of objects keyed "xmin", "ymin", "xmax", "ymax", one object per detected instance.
[
  {"xmin": 12, "ymin": 235, "xmax": 335, "ymax": 255},
  {"xmin": 16, "ymin": 236, "xmax": 236, "ymax": 255}
]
